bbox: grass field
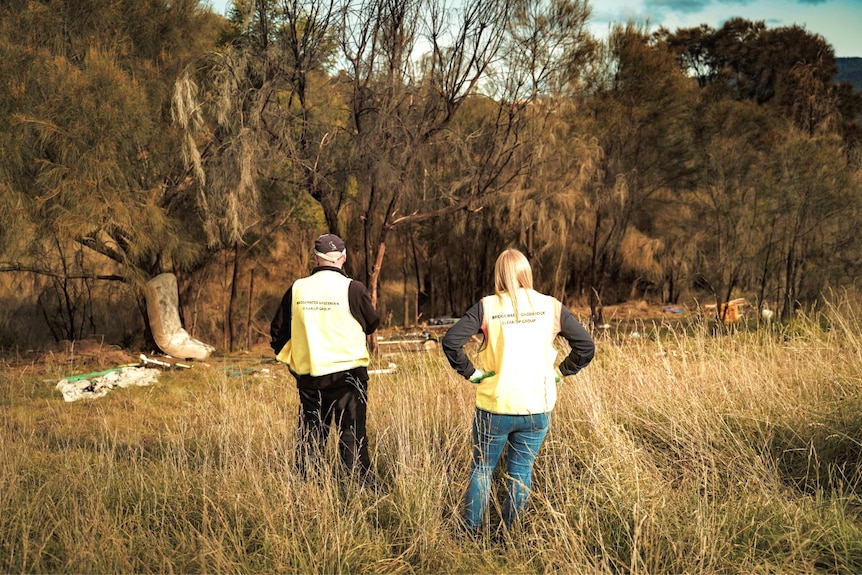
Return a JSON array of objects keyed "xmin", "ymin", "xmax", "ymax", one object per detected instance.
[{"xmin": 2, "ymin": 299, "xmax": 862, "ymax": 573}]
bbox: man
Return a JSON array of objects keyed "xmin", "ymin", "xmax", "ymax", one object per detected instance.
[{"xmin": 270, "ymin": 233, "xmax": 380, "ymax": 477}]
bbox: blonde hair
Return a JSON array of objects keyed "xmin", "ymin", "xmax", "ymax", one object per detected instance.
[{"xmin": 494, "ymin": 248, "xmax": 534, "ymax": 320}]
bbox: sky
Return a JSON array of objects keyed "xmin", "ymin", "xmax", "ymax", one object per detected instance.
[{"xmin": 207, "ymin": 0, "xmax": 862, "ymax": 58}]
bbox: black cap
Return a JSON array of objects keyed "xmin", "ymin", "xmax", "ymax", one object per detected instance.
[{"xmin": 314, "ymin": 234, "xmax": 346, "ymax": 259}]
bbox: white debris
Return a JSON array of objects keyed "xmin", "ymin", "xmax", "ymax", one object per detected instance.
[
  {"xmin": 368, "ymin": 362, "xmax": 398, "ymax": 375},
  {"xmin": 55, "ymin": 367, "xmax": 160, "ymax": 402}
]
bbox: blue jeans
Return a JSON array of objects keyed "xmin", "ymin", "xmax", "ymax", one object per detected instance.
[{"xmin": 464, "ymin": 408, "xmax": 551, "ymax": 530}]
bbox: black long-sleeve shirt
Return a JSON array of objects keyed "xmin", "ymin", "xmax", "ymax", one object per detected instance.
[{"xmin": 441, "ymin": 299, "xmax": 595, "ymax": 380}]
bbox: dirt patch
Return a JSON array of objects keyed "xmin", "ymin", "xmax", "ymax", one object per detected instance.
[
  {"xmin": 24, "ymin": 339, "xmax": 140, "ymax": 370},
  {"xmin": 588, "ymin": 300, "xmax": 691, "ymax": 322},
  {"xmin": 1, "ymin": 301, "xmax": 695, "ymax": 372},
  {"xmin": 385, "ymin": 300, "xmax": 693, "ymax": 335}
]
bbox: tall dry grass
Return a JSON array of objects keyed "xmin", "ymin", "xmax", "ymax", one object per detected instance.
[{"xmin": 2, "ymin": 298, "xmax": 862, "ymax": 573}]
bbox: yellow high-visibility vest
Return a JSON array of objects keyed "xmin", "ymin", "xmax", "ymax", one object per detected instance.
[
  {"xmin": 276, "ymin": 271, "xmax": 369, "ymax": 376},
  {"xmin": 476, "ymin": 289, "xmax": 561, "ymax": 414}
]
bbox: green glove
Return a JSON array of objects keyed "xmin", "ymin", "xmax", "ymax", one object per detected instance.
[{"xmin": 469, "ymin": 370, "xmax": 496, "ymax": 383}]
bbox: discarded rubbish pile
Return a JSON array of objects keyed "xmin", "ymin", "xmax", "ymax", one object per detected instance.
[
  {"xmin": 376, "ymin": 331, "xmax": 439, "ymax": 353},
  {"xmin": 56, "ymin": 365, "xmax": 159, "ymax": 402},
  {"xmin": 54, "ymin": 353, "xmax": 193, "ymax": 402}
]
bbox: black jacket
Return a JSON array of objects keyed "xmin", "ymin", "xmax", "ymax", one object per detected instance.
[{"xmin": 441, "ymin": 299, "xmax": 595, "ymax": 380}]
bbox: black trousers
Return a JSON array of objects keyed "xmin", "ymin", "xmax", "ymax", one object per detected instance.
[{"xmin": 296, "ymin": 374, "xmax": 370, "ymax": 475}]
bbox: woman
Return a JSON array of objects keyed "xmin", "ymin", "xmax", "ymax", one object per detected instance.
[{"xmin": 441, "ymin": 248, "xmax": 595, "ymax": 531}]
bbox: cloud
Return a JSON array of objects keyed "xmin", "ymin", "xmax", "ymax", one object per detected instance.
[
  {"xmin": 647, "ymin": 0, "xmax": 839, "ymax": 13},
  {"xmin": 645, "ymin": 0, "xmax": 713, "ymax": 13}
]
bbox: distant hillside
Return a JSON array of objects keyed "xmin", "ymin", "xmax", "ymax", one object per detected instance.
[{"xmin": 836, "ymin": 57, "xmax": 862, "ymax": 91}]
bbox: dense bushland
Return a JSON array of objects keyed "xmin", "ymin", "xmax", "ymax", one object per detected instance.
[{"xmin": 2, "ymin": 1, "xmax": 861, "ymax": 353}]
